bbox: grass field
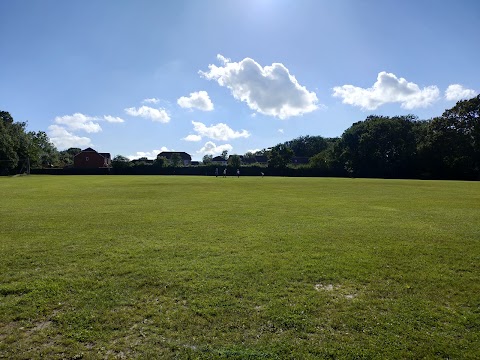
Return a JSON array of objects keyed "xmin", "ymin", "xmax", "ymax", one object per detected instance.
[{"xmin": 0, "ymin": 175, "xmax": 479, "ymax": 359}]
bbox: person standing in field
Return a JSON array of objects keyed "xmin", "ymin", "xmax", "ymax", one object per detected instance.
[
  {"xmin": 215, "ymin": 168, "xmax": 218, "ymax": 177},
  {"xmin": 236, "ymin": 169, "xmax": 240, "ymax": 178},
  {"xmin": 223, "ymin": 168, "xmax": 227, "ymax": 178}
]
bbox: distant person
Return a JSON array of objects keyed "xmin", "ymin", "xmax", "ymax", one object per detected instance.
[
  {"xmin": 215, "ymin": 168, "xmax": 218, "ymax": 177},
  {"xmin": 223, "ymin": 168, "xmax": 227, "ymax": 178},
  {"xmin": 261, "ymin": 172, "xmax": 264, "ymax": 178},
  {"xmin": 236, "ymin": 169, "xmax": 240, "ymax": 178}
]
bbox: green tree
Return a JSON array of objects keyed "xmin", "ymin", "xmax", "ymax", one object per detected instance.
[
  {"xmin": 202, "ymin": 154, "xmax": 213, "ymax": 164},
  {"xmin": 1, "ymin": 111, "xmax": 60, "ymax": 174},
  {"xmin": 283, "ymin": 135, "xmax": 330, "ymax": 157},
  {"xmin": 337, "ymin": 115, "xmax": 417, "ymax": 178},
  {"xmin": 0, "ymin": 111, "xmax": 18, "ymax": 174},
  {"xmin": 59, "ymin": 147, "xmax": 81, "ymax": 167},
  {"xmin": 221, "ymin": 150, "xmax": 228, "ymax": 160},
  {"xmin": 153, "ymin": 157, "xmax": 165, "ymax": 168},
  {"xmin": 28, "ymin": 131, "xmax": 59, "ymax": 168},
  {"xmin": 112, "ymin": 155, "xmax": 132, "ymax": 169},
  {"xmin": 170, "ymin": 153, "xmax": 182, "ymax": 167},
  {"xmin": 228, "ymin": 154, "xmax": 241, "ymax": 169},
  {"xmin": 419, "ymin": 95, "xmax": 480, "ymax": 178},
  {"xmin": 268, "ymin": 144, "xmax": 294, "ymax": 168},
  {"xmin": 243, "ymin": 152, "xmax": 255, "ymax": 161}
]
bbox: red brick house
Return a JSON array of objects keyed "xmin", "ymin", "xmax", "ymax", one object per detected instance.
[{"xmin": 74, "ymin": 147, "xmax": 111, "ymax": 168}]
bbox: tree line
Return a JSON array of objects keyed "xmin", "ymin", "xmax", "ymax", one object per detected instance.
[
  {"xmin": 1, "ymin": 95, "xmax": 479, "ymax": 179},
  {"xmin": 259, "ymin": 94, "xmax": 479, "ymax": 180}
]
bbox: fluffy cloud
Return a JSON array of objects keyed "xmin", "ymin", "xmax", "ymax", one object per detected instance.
[
  {"xmin": 127, "ymin": 148, "xmax": 169, "ymax": 160},
  {"xmin": 445, "ymin": 84, "xmax": 477, "ymax": 101},
  {"xmin": 200, "ymin": 54, "xmax": 319, "ymax": 119},
  {"xmin": 333, "ymin": 71, "xmax": 440, "ymax": 110},
  {"xmin": 183, "ymin": 134, "xmax": 202, "ymax": 142},
  {"xmin": 197, "ymin": 141, "xmax": 233, "ymax": 155},
  {"xmin": 278, "ymin": 129, "xmax": 284, "ymax": 133},
  {"xmin": 103, "ymin": 115, "xmax": 125, "ymax": 123},
  {"xmin": 191, "ymin": 121, "xmax": 250, "ymax": 141},
  {"xmin": 48, "ymin": 125, "xmax": 93, "ymax": 149},
  {"xmin": 124, "ymin": 106, "xmax": 170, "ymax": 123},
  {"xmin": 142, "ymin": 98, "xmax": 160, "ymax": 104},
  {"xmin": 54, "ymin": 113, "xmax": 102, "ymax": 133},
  {"xmin": 177, "ymin": 91, "xmax": 214, "ymax": 111}
]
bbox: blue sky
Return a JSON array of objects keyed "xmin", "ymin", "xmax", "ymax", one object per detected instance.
[{"xmin": 1, "ymin": 0, "xmax": 478, "ymax": 161}]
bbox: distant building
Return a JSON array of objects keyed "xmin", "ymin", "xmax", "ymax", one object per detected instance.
[
  {"xmin": 74, "ymin": 147, "xmax": 111, "ymax": 168},
  {"xmin": 212, "ymin": 156, "xmax": 227, "ymax": 166},
  {"xmin": 242, "ymin": 155, "xmax": 268, "ymax": 165},
  {"xmin": 157, "ymin": 152, "xmax": 192, "ymax": 166}
]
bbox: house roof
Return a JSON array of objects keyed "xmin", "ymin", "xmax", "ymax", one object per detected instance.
[
  {"xmin": 212, "ymin": 156, "xmax": 227, "ymax": 162},
  {"xmin": 74, "ymin": 148, "xmax": 111, "ymax": 159}
]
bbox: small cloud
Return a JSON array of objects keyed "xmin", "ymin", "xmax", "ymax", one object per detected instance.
[
  {"xmin": 124, "ymin": 106, "xmax": 170, "ymax": 123},
  {"xmin": 103, "ymin": 115, "xmax": 125, "ymax": 123},
  {"xmin": 200, "ymin": 54, "xmax": 319, "ymax": 119},
  {"xmin": 142, "ymin": 98, "xmax": 160, "ymax": 104},
  {"xmin": 278, "ymin": 128, "xmax": 284, "ymax": 133},
  {"xmin": 183, "ymin": 134, "xmax": 202, "ymax": 142},
  {"xmin": 445, "ymin": 84, "xmax": 477, "ymax": 101},
  {"xmin": 177, "ymin": 91, "xmax": 214, "ymax": 111},
  {"xmin": 127, "ymin": 149, "xmax": 164, "ymax": 160},
  {"xmin": 333, "ymin": 71, "xmax": 440, "ymax": 110},
  {"xmin": 54, "ymin": 113, "xmax": 102, "ymax": 133},
  {"xmin": 197, "ymin": 141, "xmax": 233, "ymax": 155},
  {"xmin": 48, "ymin": 125, "xmax": 93, "ymax": 149},
  {"xmin": 246, "ymin": 148, "xmax": 261, "ymax": 154},
  {"xmin": 191, "ymin": 121, "xmax": 250, "ymax": 141}
]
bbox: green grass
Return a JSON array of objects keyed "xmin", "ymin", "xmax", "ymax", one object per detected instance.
[{"xmin": 1, "ymin": 175, "xmax": 479, "ymax": 359}]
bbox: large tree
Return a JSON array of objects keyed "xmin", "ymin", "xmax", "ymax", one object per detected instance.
[
  {"xmin": 419, "ymin": 95, "xmax": 480, "ymax": 179},
  {"xmin": 268, "ymin": 144, "xmax": 294, "ymax": 168},
  {"xmin": 283, "ymin": 135, "xmax": 330, "ymax": 157},
  {"xmin": 338, "ymin": 115, "xmax": 417, "ymax": 178},
  {"xmin": 58, "ymin": 147, "xmax": 81, "ymax": 167},
  {"xmin": 0, "ymin": 111, "xmax": 59, "ymax": 174},
  {"xmin": 0, "ymin": 112, "xmax": 19, "ymax": 174},
  {"xmin": 228, "ymin": 154, "xmax": 241, "ymax": 169}
]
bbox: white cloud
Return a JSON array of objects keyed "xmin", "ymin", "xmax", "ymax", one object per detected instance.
[
  {"xmin": 48, "ymin": 125, "xmax": 93, "ymax": 149},
  {"xmin": 332, "ymin": 71, "xmax": 440, "ymax": 110},
  {"xmin": 127, "ymin": 147, "xmax": 171, "ymax": 160},
  {"xmin": 278, "ymin": 128, "xmax": 284, "ymax": 133},
  {"xmin": 183, "ymin": 134, "xmax": 202, "ymax": 142},
  {"xmin": 177, "ymin": 91, "xmax": 214, "ymax": 111},
  {"xmin": 200, "ymin": 54, "xmax": 319, "ymax": 119},
  {"xmin": 127, "ymin": 149, "xmax": 165, "ymax": 160},
  {"xmin": 445, "ymin": 84, "xmax": 477, "ymax": 101},
  {"xmin": 103, "ymin": 115, "xmax": 125, "ymax": 123},
  {"xmin": 191, "ymin": 121, "xmax": 250, "ymax": 141},
  {"xmin": 246, "ymin": 148, "xmax": 261, "ymax": 154},
  {"xmin": 197, "ymin": 141, "xmax": 233, "ymax": 155},
  {"xmin": 124, "ymin": 106, "xmax": 170, "ymax": 123},
  {"xmin": 142, "ymin": 98, "xmax": 160, "ymax": 104},
  {"xmin": 54, "ymin": 113, "xmax": 102, "ymax": 133}
]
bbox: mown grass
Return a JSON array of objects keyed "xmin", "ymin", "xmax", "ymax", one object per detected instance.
[{"xmin": 0, "ymin": 175, "xmax": 479, "ymax": 359}]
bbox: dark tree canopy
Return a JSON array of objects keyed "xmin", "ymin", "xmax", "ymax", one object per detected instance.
[
  {"xmin": 337, "ymin": 115, "xmax": 417, "ymax": 178},
  {"xmin": 1, "ymin": 111, "xmax": 59, "ymax": 174}
]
